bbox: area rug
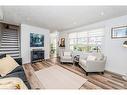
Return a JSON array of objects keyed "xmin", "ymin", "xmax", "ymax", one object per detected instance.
[{"xmin": 35, "ymin": 65, "xmax": 87, "ymax": 89}]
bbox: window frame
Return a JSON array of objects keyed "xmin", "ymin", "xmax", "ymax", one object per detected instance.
[{"xmin": 68, "ymin": 28, "xmax": 104, "ymax": 52}]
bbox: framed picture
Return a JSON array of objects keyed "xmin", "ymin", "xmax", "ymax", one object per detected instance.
[
  {"xmin": 30, "ymin": 33, "xmax": 44, "ymax": 47},
  {"xmin": 59, "ymin": 38, "xmax": 65, "ymax": 47},
  {"xmin": 111, "ymin": 26, "xmax": 127, "ymax": 38}
]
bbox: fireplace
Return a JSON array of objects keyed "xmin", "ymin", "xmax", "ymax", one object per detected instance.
[{"xmin": 31, "ymin": 49, "xmax": 44, "ymax": 63}]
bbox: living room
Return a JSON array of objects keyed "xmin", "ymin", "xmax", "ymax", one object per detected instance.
[{"xmin": 0, "ymin": 2, "xmax": 127, "ymax": 95}]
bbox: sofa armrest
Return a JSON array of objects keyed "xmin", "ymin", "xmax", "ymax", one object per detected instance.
[
  {"xmin": 86, "ymin": 60, "xmax": 106, "ymax": 70},
  {"xmin": 14, "ymin": 58, "xmax": 22, "ymax": 66}
]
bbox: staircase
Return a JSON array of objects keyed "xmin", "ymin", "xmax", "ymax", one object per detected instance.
[{"xmin": 0, "ymin": 29, "xmax": 20, "ymax": 58}]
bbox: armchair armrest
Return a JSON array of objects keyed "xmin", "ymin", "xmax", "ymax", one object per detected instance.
[{"xmin": 14, "ymin": 58, "xmax": 22, "ymax": 66}]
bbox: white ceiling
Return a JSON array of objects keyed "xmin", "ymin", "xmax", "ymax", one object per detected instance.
[{"xmin": 1, "ymin": 6, "xmax": 127, "ymax": 31}]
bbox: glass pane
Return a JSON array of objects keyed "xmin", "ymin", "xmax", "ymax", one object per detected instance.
[
  {"xmin": 69, "ymin": 38, "xmax": 77, "ymax": 44},
  {"xmin": 89, "ymin": 29, "xmax": 104, "ymax": 37},
  {"xmin": 69, "ymin": 28, "xmax": 104, "ymax": 52},
  {"xmin": 89, "ymin": 36, "xmax": 103, "ymax": 45},
  {"xmin": 90, "ymin": 45, "xmax": 102, "ymax": 52},
  {"xmin": 89, "ymin": 37, "xmax": 96, "ymax": 45},
  {"xmin": 74, "ymin": 44, "xmax": 91, "ymax": 52},
  {"xmin": 77, "ymin": 38, "xmax": 87, "ymax": 44},
  {"xmin": 70, "ymin": 45, "xmax": 74, "ymax": 51},
  {"xmin": 69, "ymin": 32, "xmax": 77, "ymax": 38},
  {"xmin": 77, "ymin": 32, "xmax": 87, "ymax": 38}
]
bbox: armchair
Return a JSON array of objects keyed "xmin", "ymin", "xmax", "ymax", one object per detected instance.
[
  {"xmin": 60, "ymin": 51, "xmax": 73, "ymax": 63},
  {"xmin": 79, "ymin": 53, "xmax": 106, "ymax": 76}
]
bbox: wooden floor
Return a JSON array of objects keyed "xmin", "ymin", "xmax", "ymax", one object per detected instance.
[{"xmin": 23, "ymin": 58, "xmax": 127, "ymax": 89}]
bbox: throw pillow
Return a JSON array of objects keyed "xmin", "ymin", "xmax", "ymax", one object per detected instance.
[
  {"xmin": 87, "ymin": 55, "xmax": 96, "ymax": 61},
  {"xmin": 0, "ymin": 55, "xmax": 19, "ymax": 77},
  {"xmin": 0, "ymin": 54, "xmax": 6, "ymax": 59}
]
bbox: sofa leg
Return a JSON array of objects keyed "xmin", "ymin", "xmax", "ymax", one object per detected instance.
[
  {"xmin": 86, "ymin": 72, "xmax": 88, "ymax": 76},
  {"xmin": 101, "ymin": 72, "xmax": 104, "ymax": 74}
]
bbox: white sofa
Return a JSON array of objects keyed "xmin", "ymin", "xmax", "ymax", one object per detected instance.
[
  {"xmin": 60, "ymin": 51, "xmax": 73, "ymax": 63},
  {"xmin": 79, "ymin": 53, "xmax": 106, "ymax": 76}
]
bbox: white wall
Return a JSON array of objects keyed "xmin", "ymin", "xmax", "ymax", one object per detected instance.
[
  {"xmin": 0, "ymin": 7, "xmax": 3, "ymax": 20},
  {"xmin": 21, "ymin": 24, "xmax": 50, "ymax": 64},
  {"xmin": 59, "ymin": 15, "xmax": 127, "ymax": 76},
  {"xmin": 0, "ymin": 23, "xmax": 2, "ymax": 46}
]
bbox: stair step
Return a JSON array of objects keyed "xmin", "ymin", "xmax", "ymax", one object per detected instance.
[
  {"xmin": 3, "ymin": 31, "xmax": 18, "ymax": 33},
  {"xmin": 0, "ymin": 51, "xmax": 19, "ymax": 53},
  {"xmin": 3, "ymin": 32, "xmax": 18, "ymax": 34},
  {"xmin": 0, "ymin": 52, "xmax": 19, "ymax": 56},
  {"xmin": 0, "ymin": 51, "xmax": 19, "ymax": 54},
  {"xmin": 0, "ymin": 48, "xmax": 19, "ymax": 51},
  {"xmin": 0, "ymin": 46, "xmax": 19, "ymax": 48},
  {"xmin": 2, "ymin": 35, "xmax": 18, "ymax": 37},
  {"xmin": 3, "ymin": 33, "xmax": 18, "ymax": 36},
  {"xmin": 11, "ymin": 53, "xmax": 20, "ymax": 56},
  {"xmin": 1, "ymin": 43, "xmax": 19, "ymax": 45},
  {"xmin": 1, "ymin": 44, "xmax": 19, "ymax": 46},
  {"xmin": 1, "ymin": 45, "xmax": 19, "ymax": 47},
  {"xmin": 1, "ymin": 42, "xmax": 18, "ymax": 45},
  {"xmin": 3, "ymin": 30, "xmax": 18, "ymax": 32},
  {"xmin": 2, "ymin": 38, "xmax": 18, "ymax": 40},
  {"xmin": 2, "ymin": 36, "xmax": 19, "ymax": 39},
  {"xmin": 2, "ymin": 38, "xmax": 18, "ymax": 41},
  {"xmin": 1, "ymin": 41, "xmax": 18, "ymax": 43},
  {"xmin": 2, "ymin": 37, "xmax": 18, "ymax": 40},
  {"xmin": 6, "ymin": 54, "xmax": 20, "ymax": 58},
  {"xmin": 0, "ymin": 47, "xmax": 19, "ymax": 50},
  {"xmin": 4, "ymin": 30, "xmax": 18, "ymax": 33},
  {"xmin": 1, "ymin": 41, "xmax": 19, "ymax": 43}
]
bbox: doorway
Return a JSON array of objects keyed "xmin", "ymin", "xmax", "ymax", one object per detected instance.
[{"xmin": 50, "ymin": 32, "xmax": 59, "ymax": 58}]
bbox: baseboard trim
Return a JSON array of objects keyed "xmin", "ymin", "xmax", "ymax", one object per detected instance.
[{"xmin": 105, "ymin": 70, "xmax": 124, "ymax": 80}]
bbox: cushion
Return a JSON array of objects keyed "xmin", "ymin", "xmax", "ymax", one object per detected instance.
[
  {"xmin": 0, "ymin": 54, "xmax": 6, "ymax": 59},
  {"xmin": 87, "ymin": 55, "xmax": 96, "ymax": 61},
  {"xmin": 90, "ymin": 53, "xmax": 104, "ymax": 60},
  {"xmin": 2, "ymin": 71, "xmax": 27, "ymax": 82},
  {"xmin": 0, "ymin": 55, "xmax": 19, "ymax": 77},
  {"xmin": 0, "ymin": 77, "xmax": 27, "ymax": 89},
  {"xmin": 62, "ymin": 56, "xmax": 72, "ymax": 60},
  {"xmin": 8, "ymin": 66, "xmax": 24, "ymax": 74},
  {"xmin": 64, "ymin": 52, "xmax": 71, "ymax": 56}
]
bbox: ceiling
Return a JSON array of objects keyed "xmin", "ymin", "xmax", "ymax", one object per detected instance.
[{"xmin": 1, "ymin": 6, "xmax": 127, "ymax": 31}]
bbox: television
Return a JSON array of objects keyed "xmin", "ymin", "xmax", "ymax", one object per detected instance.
[{"xmin": 30, "ymin": 33, "xmax": 44, "ymax": 47}]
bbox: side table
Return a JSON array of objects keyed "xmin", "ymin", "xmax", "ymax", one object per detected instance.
[{"xmin": 73, "ymin": 55, "xmax": 80, "ymax": 67}]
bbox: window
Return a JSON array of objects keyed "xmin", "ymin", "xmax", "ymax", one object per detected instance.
[{"xmin": 68, "ymin": 28, "xmax": 104, "ymax": 52}]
